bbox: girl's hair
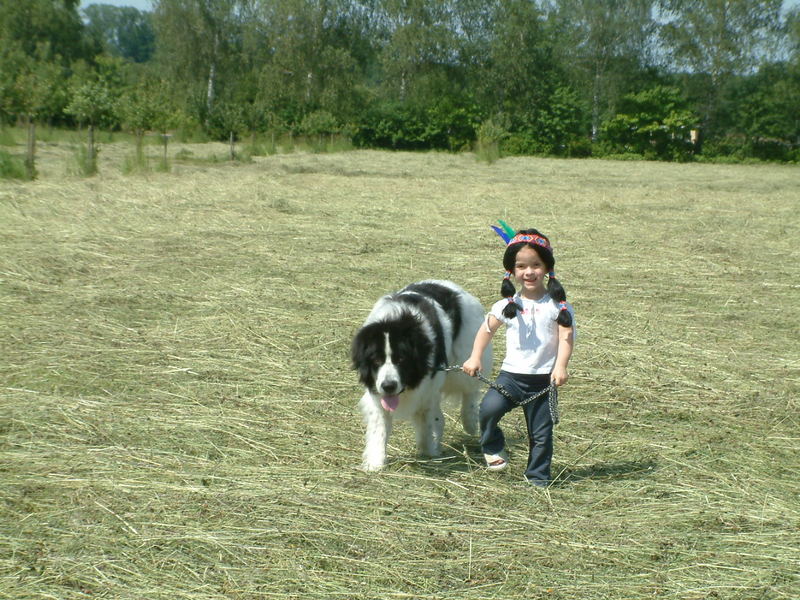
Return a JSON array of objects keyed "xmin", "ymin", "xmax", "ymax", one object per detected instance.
[{"xmin": 500, "ymin": 228, "xmax": 572, "ymax": 326}]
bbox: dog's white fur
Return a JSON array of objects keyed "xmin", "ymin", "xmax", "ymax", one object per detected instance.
[{"xmin": 357, "ymin": 281, "xmax": 490, "ymax": 471}]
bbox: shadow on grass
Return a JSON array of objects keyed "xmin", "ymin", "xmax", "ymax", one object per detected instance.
[
  {"xmin": 390, "ymin": 437, "xmax": 659, "ymax": 488},
  {"xmin": 384, "ymin": 435, "xmax": 483, "ymax": 475},
  {"xmin": 555, "ymin": 459, "xmax": 659, "ymax": 485}
]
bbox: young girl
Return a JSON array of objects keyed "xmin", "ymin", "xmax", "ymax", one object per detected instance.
[{"xmin": 462, "ymin": 225, "xmax": 575, "ymax": 487}]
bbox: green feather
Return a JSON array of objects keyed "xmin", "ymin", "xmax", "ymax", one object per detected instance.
[{"xmin": 498, "ymin": 219, "xmax": 515, "ymax": 238}]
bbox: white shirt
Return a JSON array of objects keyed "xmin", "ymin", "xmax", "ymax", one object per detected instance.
[{"xmin": 488, "ymin": 294, "xmax": 575, "ymax": 375}]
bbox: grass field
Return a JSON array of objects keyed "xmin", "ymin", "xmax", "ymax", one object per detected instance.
[{"xmin": 1, "ymin": 142, "xmax": 798, "ymax": 599}]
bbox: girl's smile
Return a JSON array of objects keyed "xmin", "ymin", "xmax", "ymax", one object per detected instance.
[{"xmin": 513, "ymin": 246, "xmax": 548, "ymax": 299}]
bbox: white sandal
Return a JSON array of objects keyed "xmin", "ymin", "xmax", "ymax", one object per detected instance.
[{"xmin": 484, "ymin": 450, "xmax": 508, "ymax": 471}]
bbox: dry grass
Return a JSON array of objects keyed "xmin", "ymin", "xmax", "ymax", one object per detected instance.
[{"xmin": 1, "ymin": 143, "xmax": 798, "ymax": 599}]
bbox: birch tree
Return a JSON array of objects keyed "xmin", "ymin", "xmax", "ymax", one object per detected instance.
[
  {"xmin": 658, "ymin": 0, "xmax": 784, "ymax": 135},
  {"xmin": 254, "ymin": 0, "xmax": 370, "ymax": 121},
  {"xmin": 83, "ymin": 4, "xmax": 155, "ymax": 63},
  {"xmin": 545, "ymin": 0, "xmax": 658, "ymax": 139},
  {"xmin": 152, "ymin": 0, "xmax": 255, "ymax": 115}
]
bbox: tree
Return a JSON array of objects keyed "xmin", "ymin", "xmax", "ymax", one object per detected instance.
[
  {"xmin": 15, "ymin": 59, "xmax": 65, "ymax": 178},
  {"xmin": 726, "ymin": 63, "xmax": 800, "ymax": 157},
  {"xmin": 152, "ymin": 0, "xmax": 256, "ymax": 116},
  {"xmin": 787, "ymin": 7, "xmax": 800, "ymax": 68},
  {"xmin": 0, "ymin": 0, "xmax": 96, "ymax": 66},
  {"xmin": 658, "ymin": 0, "xmax": 784, "ymax": 137},
  {"xmin": 0, "ymin": 0, "xmax": 93, "ymax": 133},
  {"xmin": 83, "ymin": 4, "xmax": 155, "ymax": 63},
  {"xmin": 545, "ymin": 0, "xmax": 658, "ymax": 139},
  {"xmin": 64, "ymin": 58, "xmax": 124, "ymax": 174},
  {"xmin": 254, "ymin": 0, "xmax": 370, "ymax": 123},
  {"xmin": 64, "ymin": 82, "xmax": 114, "ymax": 174},
  {"xmin": 116, "ymin": 75, "xmax": 177, "ymax": 164},
  {"xmin": 479, "ymin": 0, "xmax": 552, "ymax": 115},
  {"xmin": 377, "ymin": 0, "xmax": 463, "ymax": 105},
  {"xmin": 207, "ymin": 101, "xmax": 246, "ymax": 158},
  {"xmin": 299, "ymin": 109, "xmax": 338, "ymax": 150},
  {"xmin": 600, "ymin": 85, "xmax": 697, "ymax": 159},
  {"xmin": 0, "ymin": 42, "xmax": 68, "ymax": 178},
  {"xmin": 476, "ymin": 0, "xmax": 584, "ymax": 154}
]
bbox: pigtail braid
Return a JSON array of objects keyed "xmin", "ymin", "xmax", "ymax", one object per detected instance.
[
  {"xmin": 500, "ymin": 271, "xmax": 520, "ymax": 318},
  {"xmin": 499, "ymin": 228, "xmax": 571, "ymax": 323},
  {"xmin": 547, "ymin": 272, "xmax": 572, "ymax": 327}
]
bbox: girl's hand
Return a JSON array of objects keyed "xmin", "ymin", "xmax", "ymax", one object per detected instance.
[
  {"xmin": 551, "ymin": 367, "xmax": 569, "ymax": 387},
  {"xmin": 462, "ymin": 357, "xmax": 481, "ymax": 377}
]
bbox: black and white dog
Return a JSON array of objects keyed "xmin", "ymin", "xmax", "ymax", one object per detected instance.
[{"xmin": 351, "ymin": 280, "xmax": 490, "ymax": 471}]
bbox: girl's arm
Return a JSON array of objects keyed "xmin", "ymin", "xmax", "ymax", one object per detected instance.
[
  {"xmin": 462, "ymin": 315, "xmax": 502, "ymax": 376},
  {"xmin": 551, "ymin": 324, "xmax": 574, "ymax": 386}
]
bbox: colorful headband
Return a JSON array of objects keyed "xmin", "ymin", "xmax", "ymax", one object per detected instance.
[
  {"xmin": 508, "ymin": 233, "xmax": 551, "ymax": 250},
  {"xmin": 490, "ymin": 220, "xmax": 552, "ymax": 251}
]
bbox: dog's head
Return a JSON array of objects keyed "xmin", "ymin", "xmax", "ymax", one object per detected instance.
[{"xmin": 351, "ymin": 313, "xmax": 433, "ymax": 411}]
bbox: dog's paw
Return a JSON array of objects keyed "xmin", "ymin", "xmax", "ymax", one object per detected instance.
[
  {"xmin": 462, "ymin": 418, "xmax": 479, "ymax": 436},
  {"xmin": 361, "ymin": 450, "xmax": 386, "ymax": 472},
  {"xmin": 361, "ymin": 460, "xmax": 385, "ymax": 472},
  {"xmin": 418, "ymin": 444, "xmax": 442, "ymax": 459}
]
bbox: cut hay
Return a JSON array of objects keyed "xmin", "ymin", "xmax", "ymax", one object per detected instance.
[{"xmin": 1, "ymin": 146, "xmax": 798, "ymax": 599}]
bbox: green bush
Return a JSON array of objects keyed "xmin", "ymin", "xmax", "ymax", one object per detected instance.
[
  {"xmin": 602, "ymin": 152, "xmax": 647, "ymax": 161},
  {"xmin": 205, "ymin": 102, "xmax": 246, "ymax": 143},
  {"xmin": 748, "ymin": 139, "xmax": 793, "ymax": 161},
  {"xmin": 695, "ymin": 135, "xmax": 793, "ymax": 162},
  {"xmin": 174, "ymin": 120, "xmax": 210, "ymax": 143},
  {"xmin": 299, "ymin": 110, "xmax": 339, "ymax": 152},
  {"xmin": 700, "ymin": 136, "xmax": 748, "ymax": 160},
  {"xmin": 501, "ymin": 131, "xmax": 554, "ymax": 156},
  {"xmin": 495, "ymin": 87, "xmax": 586, "ymax": 158},
  {"xmin": 566, "ymin": 137, "xmax": 593, "ymax": 158},
  {"xmin": 353, "ymin": 104, "xmax": 428, "ymax": 150},
  {"xmin": 600, "ymin": 86, "xmax": 696, "ymax": 161},
  {"xmin": 68, "ymin": 144, "xmax": 98, "ymax": 176},
  {"xmin": 475, "ymin": 117, "xmax": 509, "ymax": 164},
  {"xmin": 353, "ymin": 101, "xmax": 480, "ymax": 151},
  {"xmin": 0, "ymin": 127, "xmax": 17, "ymax": 146},
  {"xmin": 0, "ymin": 150, "xmax": 28, "ymax": 179},
  {"xmin": 121, "ymin": 150, "xmax": 149, "ymax": 175},
  {"xmin": 425, "ymin": 100, "xmax": 480, "ymax": 151},
  {"xmin": 695, "ymin": 153, "xmax": 743, "ymax": 164},
  {"xmin": 246, "ymin": 132, "xmax": 279, "ymax": 157}
]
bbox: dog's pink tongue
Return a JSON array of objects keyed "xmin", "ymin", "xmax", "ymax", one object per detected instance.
[{"xmin": 380, "ymin": 395, "xmax": 400, "ymax": 412}]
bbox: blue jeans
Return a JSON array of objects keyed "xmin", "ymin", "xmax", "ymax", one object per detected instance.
[{"xmin": 479, "ymin": 370, "xmax": 554, "ymax": 483}]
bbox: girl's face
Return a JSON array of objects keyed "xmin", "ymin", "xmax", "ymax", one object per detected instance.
[{"xmin": 513, "ymin": 246, "xmax": 548, "ymax": 298}]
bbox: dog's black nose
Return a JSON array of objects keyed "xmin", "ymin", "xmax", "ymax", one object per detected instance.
[{"xmin": 381, "ymin": 380, "xmax": 399, "ymax": 394}]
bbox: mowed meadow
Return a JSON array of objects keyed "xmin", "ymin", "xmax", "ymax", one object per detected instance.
[{"xmin": 1, "ymin": 141, "xmax": 798, "ymax": 599}]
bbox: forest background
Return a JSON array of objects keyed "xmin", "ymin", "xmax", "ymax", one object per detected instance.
[{"xmin": 2, "ymin": 0, "xmax": 800, "ymax": 175}]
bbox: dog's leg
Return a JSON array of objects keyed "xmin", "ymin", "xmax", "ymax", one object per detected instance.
[
  {"xmin": 414, "ymin": 402, "xmax": 444, "ymax": 458},
  {"xmin": 460, "ymin": 388, "xmax": 480, "ymax": 436},
  {"xmin": 360, "ymin": 392, "xmax": 391, "ymax": 471},
  {"xmin": 460, "ymin": 342, "xmax": 490, "ymax": 435}
]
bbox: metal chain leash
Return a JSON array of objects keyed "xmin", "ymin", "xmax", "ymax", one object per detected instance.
[{"xmin": 441, "ymin": 365, "xmax": 560, "ymax": 425}]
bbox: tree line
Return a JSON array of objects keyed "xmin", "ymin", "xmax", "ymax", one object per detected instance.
[{"xmin": 2, "ymin": 0, "xmax": 800, "ymax": 174}]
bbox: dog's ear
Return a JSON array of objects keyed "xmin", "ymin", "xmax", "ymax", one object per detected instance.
[
  {"xmin": 351, "ymin": 329, "xmax": 366, "ymax": 370},
  {"xmin": 351, "ymin": 327, "xmax": 377, "ymax": 386}
]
